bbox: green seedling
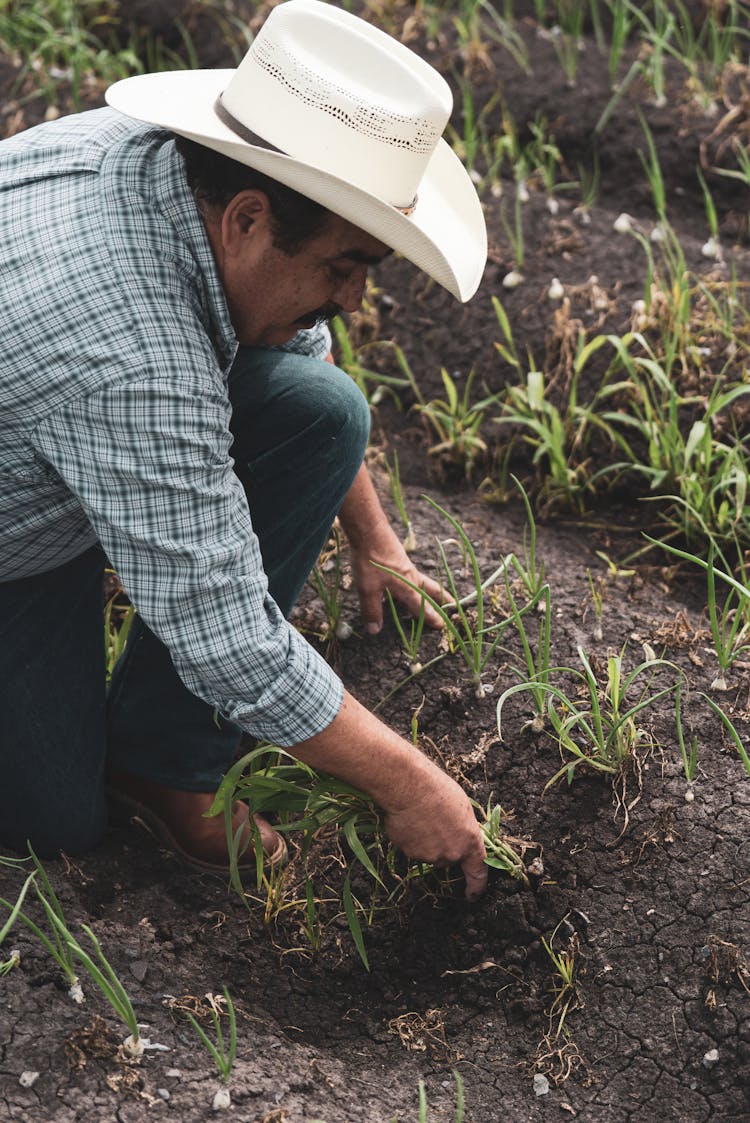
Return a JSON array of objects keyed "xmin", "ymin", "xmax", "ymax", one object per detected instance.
[
  {"xmin": 386, "ymin": 588, "xmax": 427, "ymax": 674},
  {"xmin": 478, "ymin": 801, "xmax": 538, "ymax": 887},
  {"xmin": 384, "ymin": 451, "xmax": 417, "ymax": 552},
  {"xmin": 0, "ymin": 866, "xmax": 37, "ymax": 951},
  {"xmin": 704, "ymin": 540, "xmax": 750, "ymax": 691},
  {"xmin": 417, "ymin": 368, "xmax": 497, "ymax": 477},
  {"xmin": 209, "ymin": 744, "xmax": 389, "ymax": 970},
  {"xmin": 497, "ymin": 645, "xmax": 680, "ymax": 792},
  {"xmin": 548, "ymin": 1, "xmax": 585, "ymax": 86},
  {"xmin": 2, "ymin": 847, "xmax": 142, "ymax": 1045},
  {"xmin": 586, "ymin": 568, "xmax": 606, "ymax": 641},
  {"xmin": 503, "ymin": 578, "xmax": 553, "ymax": 732},
  {"xmin": 0, "ymin": 846, "xmax": 82, "ymax": 1001},
  {"xmin": 675, "ymin": 679, "xmax": 698, "ymax": 793},
  {"xmin": 49, "ymin": 915, "xmax": 144, "ymax": 1057},
  {"xmin": 331, "ymin": 315, "xmax": 421, "ymax": 409},
  {"xmin": 309, "ymin": 527, "xmax": 350, "ymax": 645},
  {"xmin": 500, "ymin": 183, "xmax": 526, "ymax": 271},
  {"xmin": 646, "ymin": 529, "xmax": 750, "ymax": 689},
  {"xmin": 594, "ymin": 333, "xmax": 750, "ymax": 545},
  {"xmin": 185, "ymin": 988, "xmax": 237, "ymax": 1111},
  {"xmin": 104, "ymin": 571, "xmax": 136, "ymax": 684},
  {"xmin": 701, "ymin": 692, "xmax": 750, "ymax": 779},
  {"xmin": 377, "ymin": 498, "xmax": 515, "ymax": 698},
  {"xmin": 542, "ymin": 916, "xmax": 580, "ymax": 1039},
  {"xmin": 697, "ymin": 165, "xmax": 722, "ymax": 260},
  {"xmin": 418, "ymin": 1071, "xmax": 464, "ymax": 1123},
  {"xmin": 0, "ymin": 947, "xmax": 21, "ymax": 976}
]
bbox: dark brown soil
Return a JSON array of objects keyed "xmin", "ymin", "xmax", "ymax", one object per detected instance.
[{"xmin": 2, "ymin": 4, "xmax": 750, "ymax": 1122}]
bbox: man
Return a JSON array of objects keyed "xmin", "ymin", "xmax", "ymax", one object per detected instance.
[{"xmin": 0, "ymin": 0, "xmax": 489, "ymax": 899}]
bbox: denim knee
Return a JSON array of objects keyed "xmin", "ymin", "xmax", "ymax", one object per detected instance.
[{"xmin": 311, "ymin": 362, "xmax": 371, "ymax": 468}]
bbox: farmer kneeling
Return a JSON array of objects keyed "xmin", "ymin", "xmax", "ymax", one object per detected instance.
[{"xmin": 0, "ymin": 0, "xmax": 488, "ymax": 900}]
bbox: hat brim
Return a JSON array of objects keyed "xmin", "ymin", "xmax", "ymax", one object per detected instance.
[{"xmin": 106, "ymin": 70, "xmax": 487, "ymax": 302}]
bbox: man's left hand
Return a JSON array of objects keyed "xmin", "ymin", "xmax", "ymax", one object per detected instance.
[{"xmin": 349, "ymin": 529, "xmax": 449, "ymax": 635}]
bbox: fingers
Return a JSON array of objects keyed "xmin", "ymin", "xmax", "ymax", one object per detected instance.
[
  {"xmin": 358, "ymin": 585, "xmax": 385, "ymax": 635},
  {"xmin": 385, "ymin": 570, "xmax": 452, "ymax": 630},
  {"xmin": 461, "ymin": 847, "xmax": 489, "ymax": 902}
]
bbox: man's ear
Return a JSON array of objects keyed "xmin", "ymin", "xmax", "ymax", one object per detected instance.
[{"xmin": 220, "ymin": 190, "xmax": 273, "ymax": 256}]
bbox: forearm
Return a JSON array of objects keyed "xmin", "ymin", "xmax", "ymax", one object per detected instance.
[
  {"xmin": 292, "ymin": 690, "xmax": 425, "ymax": 808},
  {"xmin": 338, "ymin": 462, "xmax": 399, "ymax": 553},
  {"xmin": 290, "ymin": 689, "xmax": 488, "ymax": 896}
]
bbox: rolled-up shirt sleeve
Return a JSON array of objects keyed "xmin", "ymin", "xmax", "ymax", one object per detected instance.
[{"xmin": 32, "ymin": 371, "xmax": 344, "ymax": 746}]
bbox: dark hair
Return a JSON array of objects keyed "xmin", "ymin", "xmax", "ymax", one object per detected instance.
[{"xmin": 175, "ymin": 135, "xmax": 330, "ymax": 255}]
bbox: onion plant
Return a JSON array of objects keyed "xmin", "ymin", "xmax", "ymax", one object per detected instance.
[
  {"xmin": 184, "ymin": 988, "xmax": 237, "ymax": 1111},
  {"xmin": 210, "ymin": 744, "xmax": 389, "ymax": 970},
  {"xmin": 0, "ymin": 846, "xmax": 82, "ymax": 1002},
  {"xmin": 497, "ymin": 645, "xmax": 681, "ymax": 790},
  {"xmin": 210, "ymin": 741, "xmax": 532, "ymax": 968},
  {"xmin": 0, "ymin": 864, "xmax": 37, "ymax": 953},
  {"xmin": 593, "ymin": 333, "xmax": 750, "ymax": 545},
  {"xmin": 541, "ymin": 916, "xmax": 580, "ymax": 1039},
  {"xmin": 377, "ymin": 497, "xmax": 516, "ymax": 698},
  {"xmin": 1, "ymin": 848, "xmax": 141, "ymax": 1052},
  {"xmin": 675, "ymin": 680, "xmax": 698, "ymax": 792},
  {"xmin": 417, "ymin": 368, "xmax": 497, "ymax": 477},
  {"xmin": 48, "ymin": 916, "xmax": 144, "ymax": 1058},
  {"xmin": 386, "ymin": 588, "xmax": 427, "ymax": 674},
  {"xmin": 384, "ymin": 450, "xmax": 417, "ymax": 552},
  {"xmin": 478, "ymin": 801, "xmax": 539, "ymax": 887},
  {"xmin": 308, "ymin": 527, "xmax": 350, "ymax": 645},
  {"xmin": 331, "ymin": 315, "xmax": 423, "ymax": 409},
  {"xmin": 104, "ymin": 571, "xmax": 136, "ymax": 684},
  {"xmin": 701, "ymin": 692, "xmax": 750, "ymax": 779},
  {"xmin": 646, "ymin": 530, "xmax": 750, "ymax": 690}
]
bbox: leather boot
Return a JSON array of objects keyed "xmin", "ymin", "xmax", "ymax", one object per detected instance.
[{"xmin": 108, "ymin": 769, "xmax": 287, "ymax": 872}]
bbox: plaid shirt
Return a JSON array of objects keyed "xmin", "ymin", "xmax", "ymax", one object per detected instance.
[{"xmin": 0, "ymin": 107, "xmax": 343, "ymax": 745}]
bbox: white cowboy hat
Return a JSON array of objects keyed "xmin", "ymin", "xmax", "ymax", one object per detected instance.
[{"xmin": 105, "ymin": 0, "xmax": 487, "ymax": 301}]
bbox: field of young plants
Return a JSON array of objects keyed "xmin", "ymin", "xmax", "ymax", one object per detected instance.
[{"xmin": 1, "ymin": 1, "xmax": 750, "ymax": 1120}]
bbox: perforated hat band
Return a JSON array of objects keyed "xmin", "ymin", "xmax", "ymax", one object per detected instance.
[{"xmin": 213, "ymin": 95, "xmax": 419, "ymax": 217}]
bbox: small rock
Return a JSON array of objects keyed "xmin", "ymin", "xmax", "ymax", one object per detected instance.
[
  {"xmin": 19, "ymin": 1071, "xmax": 40, "ymax": 1088},
  {"xmin": 157, "ymin": 1088, "xmax": 170, "ymax": 1101},
  {"xmin": 130, "ymin": 959, "xmax": 148, "ymax": 983},
  {"xmin": 165, "ymin": 1068, "xmax": 182, "ymax": 1078},
  {"xmin": 533, "ymin": 1073, "xmax": 550, "ymax": 1096},
  {"xmin": 703, "ymin": 1048, "xmax": 719, "ymax": 1068}
]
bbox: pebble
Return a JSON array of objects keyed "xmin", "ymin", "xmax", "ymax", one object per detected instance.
[
  {"xmin": 533, "ymin": 1073, "xmax": 550, "ymax": 1096},
  {"xmin": 157, "ymin": 1089, "xmax": 170, "ymax": 1101},
  {"xmin": 19, "ymin": 1072, "xmax": 40, "ymax": 1088},
  {"xmin": 703, "ymin": 1048, "xmax": 719, "ymax": 1068},
  {"xmin": 166, "ymin": 1068, "xmax": 182, "ymax": 1078}
]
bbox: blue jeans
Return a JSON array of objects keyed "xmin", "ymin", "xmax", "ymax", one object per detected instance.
[{"xmin": 0, "ymin": 349, "xmax": 369, "ymax": 856}]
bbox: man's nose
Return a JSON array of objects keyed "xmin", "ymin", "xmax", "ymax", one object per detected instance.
[{"xmin": 333, "ymin": 266, "xmax": 368, "ymax": 313}]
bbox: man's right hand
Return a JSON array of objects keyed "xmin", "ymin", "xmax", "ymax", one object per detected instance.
[{"xmin": 292, "ymin": 690, "xmax": 488, "ymax": 902}]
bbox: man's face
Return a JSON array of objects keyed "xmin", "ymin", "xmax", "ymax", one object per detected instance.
[{"xmin": 208, "ymin": 191, "xmax": 391, "ymax": 347}]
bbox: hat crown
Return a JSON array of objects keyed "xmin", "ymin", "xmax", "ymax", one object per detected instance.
[{"xmin": 221, "ymin": 0, "xmax": 452, "ymax": 207}]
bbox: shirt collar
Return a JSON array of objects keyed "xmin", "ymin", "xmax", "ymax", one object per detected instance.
[{"xmin": 150, "ymin": 138, "xmax": 238, "ymax": 367}]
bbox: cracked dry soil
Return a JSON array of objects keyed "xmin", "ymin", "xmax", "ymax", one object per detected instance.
[{"xmin": 1, "ymin": 2, "xmax": 750, "ymax": 1120}]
